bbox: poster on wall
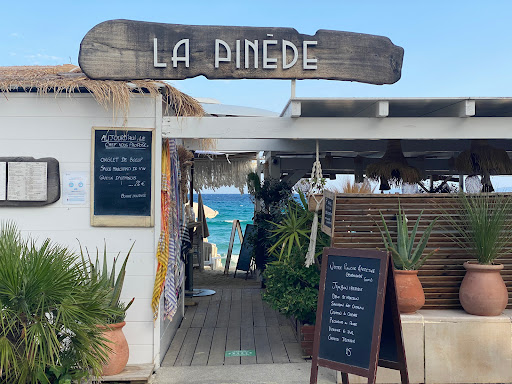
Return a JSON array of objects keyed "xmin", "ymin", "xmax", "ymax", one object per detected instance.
[
  {"xmin": 91, "ymin": 127, "xmax": 155, "ymax": 227},
  {"xmin": 63, "ymin": 172, "xmax": 88, "ymax": 205}
]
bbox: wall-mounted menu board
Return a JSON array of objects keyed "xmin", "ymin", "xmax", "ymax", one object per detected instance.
[
  {"xmin": 310, "ymin": 248, "xmax": 409, "ymax": 384},
  {"xmin": 0, "ymin": 157, "xmax": 60, "ymax": 207},
  {"xmin": 91, "ymin": 127, "xmax": 154, "ymax": 227}
]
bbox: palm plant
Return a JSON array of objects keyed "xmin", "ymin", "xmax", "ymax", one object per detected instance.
[
  {"xmin": 377, "ymin": 203, "xmax": 439, "ymax": 270},
  {"xmin": 268, "ymin": 198, "xmax": 311, "ymax": 261},
  {"xmin": 445, "ymin": 193, "xmax": 512, "ymax": 265},
  {"xmin": 0, "ymin": 222, "xmax": 115, "ymax": 384},
  {"xmin": 80, "ymin": 242, "xmax": 135, "ymax": 324}
]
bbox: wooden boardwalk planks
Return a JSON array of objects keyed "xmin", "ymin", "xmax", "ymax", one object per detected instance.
[{"xmin": 164, "ymin": 287, "xmax": 307, "ymax": 367}]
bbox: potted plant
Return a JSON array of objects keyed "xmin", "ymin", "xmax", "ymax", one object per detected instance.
[
  {"xmin": 262, "ymin": 250, "xmax": 320, "ymax": 356},
  {"xmin": 0, "ymin": 222, "xmax": 117, "ymax": 384},
  {"xmin": 262, "ymin": 193, "xmax": 330, "ymax": 356},
  {"xmin": 81, "ymin": 242, "xmax": 135, "ymax": 376},
  {"xmin": 377, "ymin": 203, "xmax": 439, "ymax": 313},
  {"xmin": 445, "ymin": 193, "xmax": 511, "ymax": 316}
]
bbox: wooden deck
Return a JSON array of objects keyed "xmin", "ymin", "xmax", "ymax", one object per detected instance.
[{"xmin": 162, "ymin": 282, "xmax": 305, "ymax": 367}]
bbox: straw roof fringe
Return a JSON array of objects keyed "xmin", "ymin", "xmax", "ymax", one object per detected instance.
[
  {"xmin": 365, "ymin": 139, "xmax": 422, "ymax": 186},
  {"xmin": 0, "ymin": 65, "xmax": 204, "ymax": 118},
  {"xmin": 455, "ymin": 139, "xmax": 512, "ymax": 175}
]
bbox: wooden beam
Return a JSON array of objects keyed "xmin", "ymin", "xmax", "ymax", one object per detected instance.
[
  {"xmin": 355, "ymin": 100, "xmax": 389, "ymax": 117},
  {"xmin": 281, "ymin": 100, "xmax": 302, "ymax": 117},
  {"xmin": 424, "ymin": 100, "xmax": 476, "ymax": 117},
  {"xmin": 163, "ymin": 116, "xmax": 512, "ymax": 140}
]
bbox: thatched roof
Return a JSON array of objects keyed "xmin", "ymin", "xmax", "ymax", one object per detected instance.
[{"xmin": 0, "ymin": 65, "xmax": 204, "ymax": 117}]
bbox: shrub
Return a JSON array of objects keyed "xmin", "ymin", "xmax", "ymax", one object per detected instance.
[{"xmin": 0, "ymin": 222, "xmax": 116, "ymax": 383}]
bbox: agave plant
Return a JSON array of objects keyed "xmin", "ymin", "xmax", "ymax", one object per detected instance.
[
  {"xmin": 80, "ymin": 242, "xmax": 135, "ymax": 324},
  {"xmin": 267, "ymin": 192, "xmax": 311, "ymax": 261},
  {"xmin": 0, "ymin": 222, "xmax": 115, "ymax": 383},
  {"xmin": 377, "ymin": 203, "xmax": 439, "ymax": 270}
]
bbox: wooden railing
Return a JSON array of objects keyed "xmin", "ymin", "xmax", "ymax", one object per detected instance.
[{"xmin": 331, "ymin": 193, "xmax": 512, "ymax": 309}]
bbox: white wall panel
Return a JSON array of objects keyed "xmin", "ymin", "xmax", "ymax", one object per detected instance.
[{"xmin": 0, "ymin": 92, "xmax": 163, "ymax": 365}]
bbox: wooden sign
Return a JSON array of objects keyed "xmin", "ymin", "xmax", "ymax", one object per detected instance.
[
  {"xmin": 79, "ymin": 19, "xmax": 404, "ymax": 84},
  {"xmin": 234, "ymin": 224, "xmax": 256, "ymax": 279},
  {"xmin": 310, "ymin": 248, "xmax": 408, "ymax": 384},
  {"xmin": 91, "ymin": 127, "xmax": 154, "ymax": 227},
  {"xmin": 321, "ymin": 190, "xmax": 336, "ymax": 236}
]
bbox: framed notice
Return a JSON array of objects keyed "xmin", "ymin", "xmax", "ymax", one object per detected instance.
[
  {"xmin": 91, "ymin": 127, "xmax": 155, "ymax": 227},
  {"xmin": 7, "ymin": 162, "xmax": 47, "ymax": 201},
  {"xmin": 321, "ymin": 190, "xmax": 336, "ymax": 237},
  {"xmin": 310, "ymin": 248, "xmax": 408, "ymax": 384}
]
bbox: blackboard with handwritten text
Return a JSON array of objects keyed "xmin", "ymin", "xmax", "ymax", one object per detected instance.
[
  {"xmin": 318, "ymin": 253, "xmax": 381, "ymax": 368},
  {"xmin": 310, "ymin": 248, "xmax": 409, "ymax": 384},
  {"xmin": 93, "ymin": 129, "xmax": 152, "ymax": 218}
]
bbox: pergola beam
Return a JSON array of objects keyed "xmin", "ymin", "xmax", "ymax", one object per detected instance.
[{"xmin": 163, "ymin": 116, "xmax": 512, "ymax": 140}]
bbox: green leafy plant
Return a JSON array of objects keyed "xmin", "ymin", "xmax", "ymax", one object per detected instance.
[
  {"xmin": 0, "ymin": 222, "xmax": 115, "ymax": 384},
  {"xmin": 377, "ymin": 203, "xmax": 439, "ymax": 270},
  {"xmin": 263, "ymin": 246, "xmax": 320, "ymax": 325},
  {"xmin": 445, "ymin": 193, "xmax": 512, "ymax": 265},
  {"xmin": 80, "ymin": 242, "xmax": 135, "ymax": 324}
]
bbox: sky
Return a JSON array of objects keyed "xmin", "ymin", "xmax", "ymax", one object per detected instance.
[{"xmin": 3, "ymin": 0, "xmax": 512, "ymax": 192}]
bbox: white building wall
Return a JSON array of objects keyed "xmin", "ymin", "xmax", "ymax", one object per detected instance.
[{"xmin": 0, "ymin": 92, "xmax": 170, "ymax": 365}]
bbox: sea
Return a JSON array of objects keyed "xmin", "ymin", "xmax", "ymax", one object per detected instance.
[{"xmin": 193, "ymin": 194, "xmax": 255, "ymax": 263}]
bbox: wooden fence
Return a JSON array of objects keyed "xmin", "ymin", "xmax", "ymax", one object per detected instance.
[{"xmin": 331, "ymin": 194, "xmax": 512, "ymax": 309}]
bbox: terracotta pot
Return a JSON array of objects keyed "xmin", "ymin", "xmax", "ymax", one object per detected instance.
[
  {"xmin": 459, "ymin": 261, "xmax": 508, "ymax": 316},
  {"xmin": 101, "ymin": 321, "xmax": 129, "ymax": 376},
  {"xmin": 394, "ymin": 270, "xmax": 425, "ymax": 314},
  {"xmin": 300, "ymin": 324, "xmax": 315, "ymax": 356}
]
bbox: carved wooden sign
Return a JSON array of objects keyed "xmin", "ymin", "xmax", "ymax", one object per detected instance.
[{"xmin": 79, "ymin": 19, "xmax": 404, "ymax": 84}]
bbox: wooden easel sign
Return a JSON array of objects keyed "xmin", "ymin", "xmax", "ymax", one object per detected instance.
[{"xmin": 310, "ymin": 248, "xmax": 409, "ymax": 384}]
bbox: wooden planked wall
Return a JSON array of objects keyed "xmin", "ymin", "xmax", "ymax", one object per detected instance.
[
  {"xmin": 0, "ymin": 92, "xmax": 169, "ymax": 364},
  {"xmin": 331, "ymin": 194, "xmax": 512, "ymax": 309}
]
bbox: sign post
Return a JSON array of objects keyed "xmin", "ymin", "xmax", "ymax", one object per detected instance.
[{"xmin": 310, "ymin": 248, "xmax": 408, "ymax": 384}]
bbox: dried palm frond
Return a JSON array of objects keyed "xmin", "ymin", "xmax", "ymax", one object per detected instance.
[
  {"xmin": 455, "ymin": 139, "xmax": 512, "ymax": 175},
  {"xmin": 366, "ymin": 139, "xmax": 421, "ymax": 186},
  {"xmin": 0, "ymin": 65, "xmax": 204, "ymax": 119}
]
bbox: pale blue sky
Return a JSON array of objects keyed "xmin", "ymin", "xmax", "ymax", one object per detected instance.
[
  {"xmin": 3, "ymin": 0, "xmax": 512, "ymax": 193},
  {"xmin": 3, "ymin": 1, "xmax": 512, "ymax": 113}
]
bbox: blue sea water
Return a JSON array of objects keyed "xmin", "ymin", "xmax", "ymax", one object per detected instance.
[{"xmin": 193, "ymin": 194, "xmax": 255, "ymax": 257}]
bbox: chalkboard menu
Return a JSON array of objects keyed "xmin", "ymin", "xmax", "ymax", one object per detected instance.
[
  {"xmin": 234, "ymin": 224, "xmax": 256, "ymax": 278},
  {"xmin": 91, "ymin": 128, "xmax": 154, "ymax": 227},
  {"xmin": 318, "ymin": 254, "xmax": 381, "ymax": 368},
  {"xmin": 310, "ymin": 248, "xmax": 409, "ymax": 384},
  {"xmin": 321, "ymin": 190, "xmax": 336, "ymax": 236}
]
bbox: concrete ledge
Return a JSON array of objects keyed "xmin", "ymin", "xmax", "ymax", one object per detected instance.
[
  {"xmin": 98, "ymin": 364, "xmax": 154, "ymax": 383},
  {"xmin": 345, "ymin": 309, "xmax": 512, "ymax": 384}
]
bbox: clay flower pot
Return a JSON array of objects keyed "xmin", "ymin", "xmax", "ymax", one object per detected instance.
[
  {"xmin": 394, "ymin": 270, "xmax": 425, "ymax": 314},
  {"xmin": 101, "ymin": 321, "xmax": 129, "ymax": 376},
  {"xmin": 459, "ymin": 261, "xmax": 508, "ymax": 316},
  {"xmin": 300, "ymin": 324, "xmax": 315, "ymax": 356}
]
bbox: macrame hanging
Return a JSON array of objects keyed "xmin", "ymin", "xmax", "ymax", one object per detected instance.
[
  {"xmin": 305, "ymin": 140, "xmax": 324, "ymax": 268},
  {"xmin": 193, "ymin": 157, "xmax": 257, "ymax": 193}
]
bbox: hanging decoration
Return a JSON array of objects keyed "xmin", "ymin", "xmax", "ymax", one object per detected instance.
[
  {"xmin": 455, "ymin": 139, "xmax": 512, "ymax": 192},
  {"xmin": 152, "ymin": 139, "xmax": 182, "ymax": 321},
  {"xmin": 305, "ymin": 140, "xmax": 324, "ymax": 268},
  {"xmin": 164, "ymin": 139, "xmax": 181, "ymax": 320},
  {"xmin": 366, "ymin": 139, "xmax": 421, "ymax": 188},
  {"xmin": 193, "ymin": 156, "xmax": 257, "ymax": 193},
  {"xmin": 152, "ymin": 141, "xmax": 171, "ymax": 321}
]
